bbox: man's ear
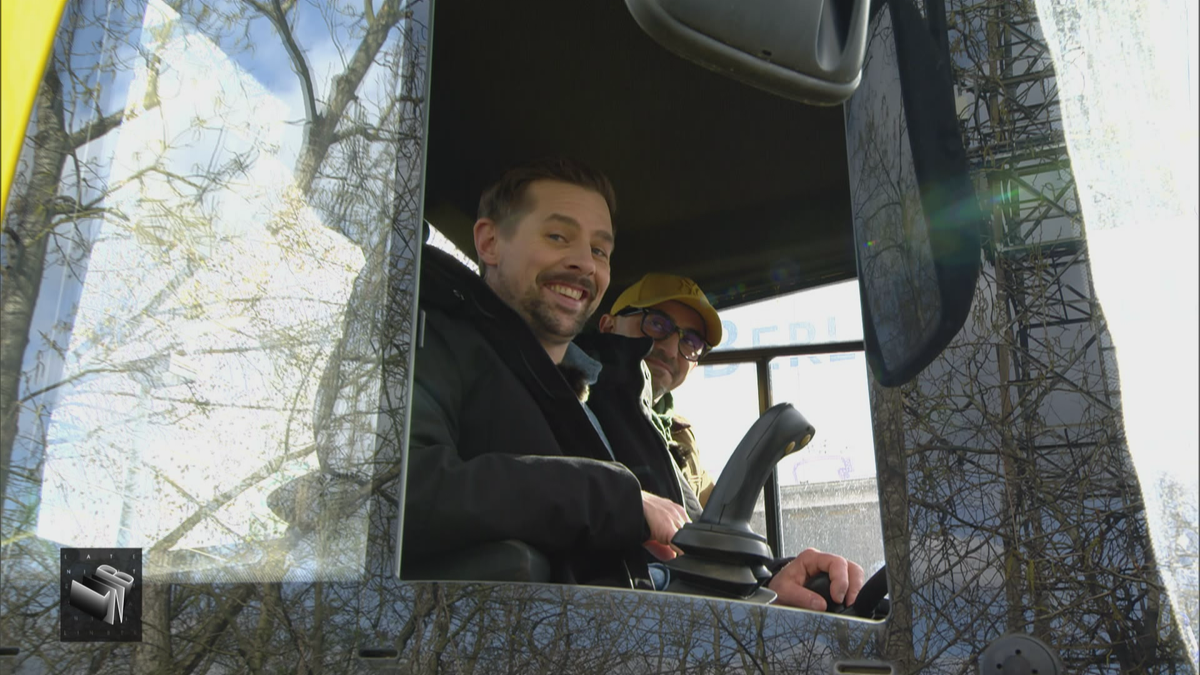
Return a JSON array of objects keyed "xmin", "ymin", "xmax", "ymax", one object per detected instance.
[
  {"xmin": 597, "ymin": 313, "xmax": 616, "ymax": 333},
  {"xmin": 472, "ymin": 216, "xmax": 501, "ymax": 266},
  {"xmin": 474, "ymin": 218, "xmax": 501, "ymax": 269}
]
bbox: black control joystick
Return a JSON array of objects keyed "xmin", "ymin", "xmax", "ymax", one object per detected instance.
[
  {"xmin": 801, "ymin": 572, "xmax": 846, "ymax": 613},
  {"xmin": 664, "ymin": 403, "xmax": 814, "ymax": 603}
]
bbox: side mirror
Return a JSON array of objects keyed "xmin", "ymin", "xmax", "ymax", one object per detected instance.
[
  {"xmin": 624, "ymin": 0, "xmax": 873, "ymax": 106},
  {"xmin": 846, "ymin": 0, "xmax": 984, "ymax": 386}
]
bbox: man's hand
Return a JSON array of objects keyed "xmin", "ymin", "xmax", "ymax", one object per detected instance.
[
  {"xmin": 643, "ymin": 541, "xmax": 685, "ymax": 561},
  {"xmin": 767, "ymin": 548, "xmax": 865, "ymax": 611},
  {"xmin": 641, "ymin": 491, "xmax": 690, "ymax": 560}
]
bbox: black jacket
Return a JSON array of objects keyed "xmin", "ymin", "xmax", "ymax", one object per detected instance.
[
  {"xmin": 573, "ymin": 332, "xmax": 703, "ymax": 522},
  {"xmin": 403, "ymin": 246, "xmax": 699, "ymax": 586}
]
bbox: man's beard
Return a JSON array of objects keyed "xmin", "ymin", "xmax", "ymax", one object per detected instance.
[
  {"xmin": 493, "ymin": 267, "xmax": 596, "ymax": 343},
  {"xmin": 523, "ymin": 290, "xmax": 593, "ymax": 341}
]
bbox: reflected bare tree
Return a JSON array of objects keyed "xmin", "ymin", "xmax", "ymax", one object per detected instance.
[
  {"xmin": 2, "ymin": 0, "xmax": 430, "ymax": 672},
  {"xmin": 853, "ymin": 1, "xmax": 1194, "ymax": 672}
]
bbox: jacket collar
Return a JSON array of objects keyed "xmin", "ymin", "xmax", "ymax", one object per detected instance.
[
  {"xmin": 420, "ymin": 245, "xmax": 557, "ymax": 363},
  {"xmin": 419, "ymin": 244, "xmax": 501, "ymax": 317},
  {"xmin": 652, "ymin": 390, "xmax": 675, "ymax": 416},
  {"xmin": 418, "ymin": 244, "xmax": 613, "ymax": 461},
  {"xmin": 419, "ymin": 244, "xmax": 568, "ymax": 399},
  {"xmin": 573, "ymin": 332, "xmax": 669, "ymax": 436},
  {"xmin": 652, "ymin": 391, "xmax": 692, "ymax": 431},
  {"xmin": 572, "ymin": 332, "xmax": 654, "ymax": 383},
  {"xmin": 561, "ymin": 342, "xmax": 603, "ymax": 386}
]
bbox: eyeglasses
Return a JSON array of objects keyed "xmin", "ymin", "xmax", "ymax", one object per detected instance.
[{"xmin": 617, "ymin": 308, "xmax": 712, "ymax": 362}]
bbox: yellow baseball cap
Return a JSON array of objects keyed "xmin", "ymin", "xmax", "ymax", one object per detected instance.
[{"xmin": 609, "ymin": 273, "xmax": 723, "ymax": 346}]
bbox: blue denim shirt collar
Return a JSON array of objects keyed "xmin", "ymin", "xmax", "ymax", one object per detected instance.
[{"xmin": 561, "ymin": 341, "xmax": 603, "ymax": 386}]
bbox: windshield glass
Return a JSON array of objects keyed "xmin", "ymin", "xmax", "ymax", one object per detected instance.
[{"xmin": 1, "ymin": 0, "xmax": 418, "ymax": 583}]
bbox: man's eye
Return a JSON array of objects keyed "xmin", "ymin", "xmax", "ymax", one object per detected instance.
[
  {"xmin": 546, "ymin": 233, "xmax": 566, "ymax": 242},
  {"xmin": 592, "ymin": 247, "xmax": 610, "ymax": 259},
  {"xmin": 682, "ymin": 333, "xmax": 706, "ymax": 350},
  {"xmin": 646, "ymin": 316, "xmax": 673, "ymax": 332}
]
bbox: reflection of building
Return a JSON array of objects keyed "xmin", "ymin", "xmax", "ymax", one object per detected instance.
[
  {"xmin": 33, "ymin": 0, "xmax": 371, "ymax": 576},
  {"xmin": 752, "ymin": 478, "xmax": 885, "ymax": 572}
]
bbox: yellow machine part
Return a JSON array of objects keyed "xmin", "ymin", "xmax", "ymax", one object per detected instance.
[{"xmin": 1, "ymin": 0, "xmax": 69, "ymax": 220}]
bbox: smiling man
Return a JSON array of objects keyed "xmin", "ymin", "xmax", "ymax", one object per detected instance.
[
  {"xmin": 404, "ymin": 157, "xmax": 690, "ymax": 590},
  {"xmin": 404, "ymin": 157, "xmax": 862, "ymax": 610}
]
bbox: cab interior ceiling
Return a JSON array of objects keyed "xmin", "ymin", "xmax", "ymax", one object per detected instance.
[{"xmin": 422, "ymin": 0, "xmax": 856, "ymax": 313}]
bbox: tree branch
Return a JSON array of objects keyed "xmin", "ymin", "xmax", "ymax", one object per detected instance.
[
  {"xmin": 148, "ymin": 441, "xmax": 312, "ymax": 556},
  {"xmin": 63, "ymin": 112, "xmax": 132, "ymax": 154},
  {"xmin": 320, "ymin": 0, "xmax": 410, "ymax": 141},
  {"xmin": 292, "ymin": 0, "xmax": 411, "ymax": 192},
  {"xmin": 67, "ymin": 50, "xmax": 162, "ymax": 150},
  {"xmin": 329, "ymin": 94, "xmax": 423, "ymax": 144},
  {"xmin": 176, "ymin": 585, "xmax": 257, "ymax": 675},
  {"xmin": 247, "ymin": 0, "xmax": 319, "ymax": 134}
]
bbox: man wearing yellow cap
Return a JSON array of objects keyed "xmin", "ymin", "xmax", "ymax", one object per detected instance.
[{"xmin": 597, "ymin": 274, "xmax": 720, "ymax": 507}]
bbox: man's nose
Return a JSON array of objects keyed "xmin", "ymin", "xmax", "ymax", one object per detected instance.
[
  {"xmin": 659, "ymin": 329, "xmax": 682, "ymax": 358},
  {"xmin": 563, "ymin": 241, "xmax": 596, "ymax": 276}
]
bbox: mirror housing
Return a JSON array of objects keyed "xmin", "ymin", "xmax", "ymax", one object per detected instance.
[
  {"xmin": 847, "ymin": 0, "xmax": 984, "ymax": 387},
  {"xmin": 625, "ymin": 0, "xmax": 872, "ymax": 106}
]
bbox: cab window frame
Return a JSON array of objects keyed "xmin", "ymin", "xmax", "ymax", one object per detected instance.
[{"xmin": 697, "ymin": 338, "xmax": 867, "ymax": 557}]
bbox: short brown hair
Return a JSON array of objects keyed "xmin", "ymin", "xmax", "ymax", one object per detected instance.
[{"xmin": 478, "ymin": 157, "xmax": 617, "ymax": 233}]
